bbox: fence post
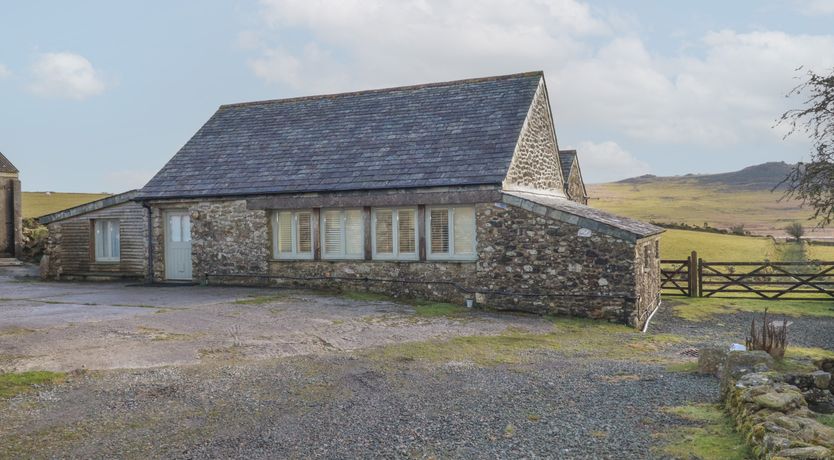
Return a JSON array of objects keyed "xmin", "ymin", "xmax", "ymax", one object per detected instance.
[{"xmin": 689, "ymin": 251, "xmax": 698, "ymax": 297}]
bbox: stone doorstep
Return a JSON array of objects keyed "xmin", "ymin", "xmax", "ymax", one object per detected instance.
[{"xmin": 0, "ymin": 258, "xmax": 22, "ymax": 266}]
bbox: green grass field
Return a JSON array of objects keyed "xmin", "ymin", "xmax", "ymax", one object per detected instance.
[
  {"xmin": 588, "ymin": 180, "xmax": 828, "ymax": 238},
  {"xmin": 22, "ymin": 192, "xmax": 111, "ymax": 219},
  {"xmin": 660, "ymin": 229, "xmax": 834, "ymax": 261}
]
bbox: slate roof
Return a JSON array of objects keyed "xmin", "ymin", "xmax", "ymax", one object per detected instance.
[
  {"xmin": 502, "ymin": 191, "xmax": 664, "ymax": 241},
  {"xmin": 138, "ymin": 72, "xmax": 544, "ymax": 200},
  {"xmin": 558, "ymin": 149, "xmax": 576, "ymax": 181},
  {"xmin": 38, "ymin": 190, "xmax": 139, "ymax": 225},
  {"xmin": 0, "ymin": 152, "xmax": 18, "ymax": 174}
]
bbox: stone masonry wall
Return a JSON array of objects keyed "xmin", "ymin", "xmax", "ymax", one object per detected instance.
[
  {"xmin": 503, "ymin": 80, "xmax": 564, "ymax": 195},
  {"xmin": 176, "ymin": 199, "xmax": 655, "ymax": 328},
  {"xmin": 565, "ymin": 165, "xmax": 587, "ymax": 205},
  {"xmin": 633, "ymin": 236, "xmax": 661, "ymax": 328}
]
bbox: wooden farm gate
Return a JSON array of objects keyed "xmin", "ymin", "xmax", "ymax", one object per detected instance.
[{"xmin": 661, "ymin": 252, "xmax": 834, "ymax": 300}]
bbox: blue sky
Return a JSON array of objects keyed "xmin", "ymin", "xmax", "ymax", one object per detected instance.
[{"xmin": 1, "ymin": 0, "xmax": 833, "ymax": 192}]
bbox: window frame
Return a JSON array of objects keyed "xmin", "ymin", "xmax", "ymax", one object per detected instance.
[
  {"xmin": 320, "ymin": 208, "xmax": 365, "ymax": 260},
  {"xmin": 93, "ymin": 218, "xmax": 121, "ymax": 263},
  {"xmin": 272, "ymin": 210, "xmax": 314, "ymax": 260},
  {"xmin": 426, "ymin": 206, "xmax": 477, "ymax": 261},
  {"xmin": 371, "ymin": 207, "xmax": 418, "ymax": 261}
]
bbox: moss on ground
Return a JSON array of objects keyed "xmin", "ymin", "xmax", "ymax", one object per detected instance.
[
  {"xmin": 365, "ymin": 318, "xmax": 689, "ymax": 366},
  {"xmin": 0, "ymin": 326, "xmax": 35, "ymax": 336},
  {"xmin": 671, "ymin": 297, "xmax": 834, "ymax": 321},
  {"xmin": 818, "ymin": 414, "xmax": 834, "ymax": 429},
  {"xmin": 659, "ymin": 403, "xmax": 752, "ymax": 460},
  {"xmin": 0, "ymin": 371, "xmax": 66, "ymax": 399},
  {"xmin": 666, "ymin": 361, "xmax": 698, "ymax": 373}
]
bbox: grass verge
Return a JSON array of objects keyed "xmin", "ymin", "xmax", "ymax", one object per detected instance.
[
  {"xmin": 659, "ymin": 403, "xmax": 751, "ymax": 460},
  {"xmin": 818, "ymin": 414, "xmax": 834, "ymax": 429},
  {"xmin": 365, "ymin": 318, "xmax": 688, "ymax": 366},
  {"xmin": 0, "ymin": 371, "xmax": 66, "ymax": 399},
  {"xmin": 670, "ymin": 297, "xmax": 834, "ymax": 322}
]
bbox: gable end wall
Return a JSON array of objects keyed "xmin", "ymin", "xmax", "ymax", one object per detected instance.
[{"xmin": 503, "ymin": 79, "xmax": 565, "ymax": 196}]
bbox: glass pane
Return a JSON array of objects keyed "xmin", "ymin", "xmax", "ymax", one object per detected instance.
[
  {"xmin": 375, "ymin": 210, "xmax": 393, "ymax": 254},
  {"xmin": 169, "ymin": 215, "xmax": 182, "ymax": 242},
  {"xmin": 323, "ymin": 210, "xmax": 342, "ymax": 256},
  {"xmin": 398, "ymin": 209, "xmax": 416, "ymax": 254},
  {"xmin": 344, "ymin": 209, "xmax": 363, "ymax": 257},
  {"xmin": 110, "ymin": 221, "xmax": 121, "ymax": 259},
  {"xmin": 95, "ymin": 221, "xmax": 105, "ymax": 259},
  {"xmin": 181, "ymin": 216, "xmax": 191, "ymax": 243},
  {"xmin": 430, "ymin": 209, "xmax": 449, "ymax": 254},
  {"xmin": 297, "ymin": 212, "xmax": 312, "ymax": 253},
  {"xmin": 277, "ymin": 212, "xmax": 293, "ymax": 253},
  {"xmin": 453, "ymin": 207, "xmax": 476, "ymax": 255}
]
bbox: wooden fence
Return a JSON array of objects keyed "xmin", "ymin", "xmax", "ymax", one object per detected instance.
[{"xmin": 661, "ymin": 251, "xmax": 834, "ymax": 300}]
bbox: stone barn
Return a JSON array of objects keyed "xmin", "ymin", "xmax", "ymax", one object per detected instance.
[
  {"xmin": 0, "ymin": 152, "xmax": 22, "ymax": 259},
  {"xmin": 43, "ymin": 71, "xmax": 663, "ymax": 328}
]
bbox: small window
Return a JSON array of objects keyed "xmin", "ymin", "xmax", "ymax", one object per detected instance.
[
  {"xmin": 372, "ymin": 208, "xmax": 417, "ymax": 260},
  {"xmin": 427, "ymin": 206, "xmax": 477, "ymax": 260},
  {"xmin": 273, "ymin": 210, "xmax": 313, "ymax": 259},
  {"xmin": 321, "ymin": 209, "xmax": 364, "ymax": 260},
  {"xmin": 94, "ymin": 219, "xmax": 120, "ymax": 262}
]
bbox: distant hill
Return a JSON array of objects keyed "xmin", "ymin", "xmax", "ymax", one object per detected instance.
[
  {"xmin": 588, "ymin": 162, "xmax": 830, "ymax": 238},
  {"xmin": 616, "ymin": 162, "xmax": 794, "ymax": 190},
  {"xmin": 22, "ymin": 192, "xmax": 112, "ymax": 219}
]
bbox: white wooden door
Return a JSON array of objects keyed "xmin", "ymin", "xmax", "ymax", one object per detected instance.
[{"xmin": 165, "ymin": 211, "xmax": 192, "ymax": 280}]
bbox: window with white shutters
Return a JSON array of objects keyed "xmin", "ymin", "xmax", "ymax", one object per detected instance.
[
  {"xmin": 372, "ymin": 207, "xmax": 417, "ymax": 260},
  {"xmin": 272, "ymin": 210, "xmax": 314, "ymax": 259},
  {"xmin": 321, "ymin": 209, "xmax": 364, "ymax": 260},
  {"xmin": 94, "ymin": 219, "xmax": 121, "ymax": 262},
  {"xmin": 427, "ymin": 206, "xmax": 477, "ymax": 261}
]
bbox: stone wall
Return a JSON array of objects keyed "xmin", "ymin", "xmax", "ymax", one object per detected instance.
[
  {"xmin": 565, "ymin": 164, "xmax": 588, "ymax": 205},
  {"xmin": 503, "ymin": 80, "xmax": 564, "ymax": 196},
  {"xmin": 179, "ymin": 198, "xmax": 657, "ymax": 329},
  {"xmin": 633, "ymin": 236, "xmax": 661, "ymax": 328}
]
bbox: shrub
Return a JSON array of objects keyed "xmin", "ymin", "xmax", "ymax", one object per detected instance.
[
  {"xmin": 745, "ymin": 308, "xmax": 788, "ymax": 359},
  {"xmin": 785, "ymin": 222, "xmax": 805, "ymax": 242}
]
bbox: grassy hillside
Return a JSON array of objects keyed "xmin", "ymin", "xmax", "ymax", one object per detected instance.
[
  {"xmin": 660, "ymin": 229, "xmax": 834, "ymax": 261},
  {"xmin": 22, "ymin": 192, "xmax": 111, "ymax": 219},
  {"xmin": 587, "ymin": 162, "xmax": 828, "ymax": 238}
]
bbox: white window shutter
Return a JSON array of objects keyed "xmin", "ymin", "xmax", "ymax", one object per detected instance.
[
  {"xmin": 398, "ymin": 209, "xmax": 416, "ymax": 254},
  {"xmin": 323, "ymin": 210, "xmax": 342, "ymax": 256},
  {"xmin": 277, "ymin": 212, "xmax": 293, "ymax": 254},
  {"xmin": 375, "ymin": 210, "xmax": 394, "ymax": 254},
  {"xmin": 344, "ymin": 209, "xmax": 363, "ymax": 257},
  {"xmin": 430, "ymin": 208, "xmax": 449, "ymax": 254},
  {"xmin": 453, "ymin": 207, "xmax": 475, "ymax": 255}
]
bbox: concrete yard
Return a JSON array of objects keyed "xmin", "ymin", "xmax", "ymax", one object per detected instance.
[{"xmin": 3, "ymin": 266, "xmax": 830, "ymax": 458}]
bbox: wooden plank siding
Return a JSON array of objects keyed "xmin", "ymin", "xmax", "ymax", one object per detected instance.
[{"xmin": 49, "ymin": 201, "xmax": 148, "ymax": 278}]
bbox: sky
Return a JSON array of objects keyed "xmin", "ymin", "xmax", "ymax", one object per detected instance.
[{"xmin": 1, "ymin": 0, "xmax": 834, "ymax": 192}]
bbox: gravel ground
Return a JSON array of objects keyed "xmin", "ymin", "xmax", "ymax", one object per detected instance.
[
  {"xmin": 0, "ymin": 351, "xmax": 717, "ymax": 459},
  {"xmin": 650, "ymin": 300, "xmax": 834, "ymax": 351}
]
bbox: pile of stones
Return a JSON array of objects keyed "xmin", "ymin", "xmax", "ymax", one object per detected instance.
[{"xmin": 698, "ymin": 348, "xmax": 834, "ymax": 459}]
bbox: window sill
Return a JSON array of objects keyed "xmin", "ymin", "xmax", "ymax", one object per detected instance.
[{"xmin": 93, "ymin": 260, "xmax": 121, "ymax": 264}]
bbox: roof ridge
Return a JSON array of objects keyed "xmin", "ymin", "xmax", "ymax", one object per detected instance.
[{"xmin": 219, "ymin": 71, "xmax": 544, "ymax": 110}]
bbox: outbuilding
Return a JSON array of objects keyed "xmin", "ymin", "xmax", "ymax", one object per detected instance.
[{"xmin": 41, "ymin": 72, "xmax": 663, "ymax": 328}]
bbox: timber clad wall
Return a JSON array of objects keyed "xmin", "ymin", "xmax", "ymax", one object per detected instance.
[{"xmin": 44, "ymin": 201, "xmax": 148, "ymax": 278}]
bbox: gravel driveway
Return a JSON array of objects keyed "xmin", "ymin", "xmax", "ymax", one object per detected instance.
[{"xmin": 0, "ymin": 268, "xmax": 785, "ymax": 458}]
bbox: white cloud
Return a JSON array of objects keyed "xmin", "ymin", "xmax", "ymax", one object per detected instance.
[
  {"xmin": 245, "ymin": 1, "xmax": 834, "ymax": 151},
  {"xmin": 794, "ymin": 0, "xmax": 834, "ymax": 14},
  {"xmin": 573, "ymin": 141, "xmax": 650, "ymax": 183},
  {"xmin": 0, "ymin": 64, "xmax": 10, "ymax": 78},
  {"xmin": 28, "ymin": 52, "xmax": 106, "ymax": 100},
  {"xmin": 103, "ymin": 170, "xmax": 154, "ymax": 192}
]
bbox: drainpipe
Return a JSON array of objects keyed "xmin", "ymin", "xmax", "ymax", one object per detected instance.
[{"xmin": 141, "ymin": 202, "xmax": 153, "ymax": 283}]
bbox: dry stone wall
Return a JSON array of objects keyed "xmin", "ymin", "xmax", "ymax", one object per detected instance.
[
  {"xmin": 503, "ymin": 81, "xmax": 564, "ymax": 195},
  {"xmin": 176, "ymin": 199, "xmax": 658, "ymax": 329}
]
